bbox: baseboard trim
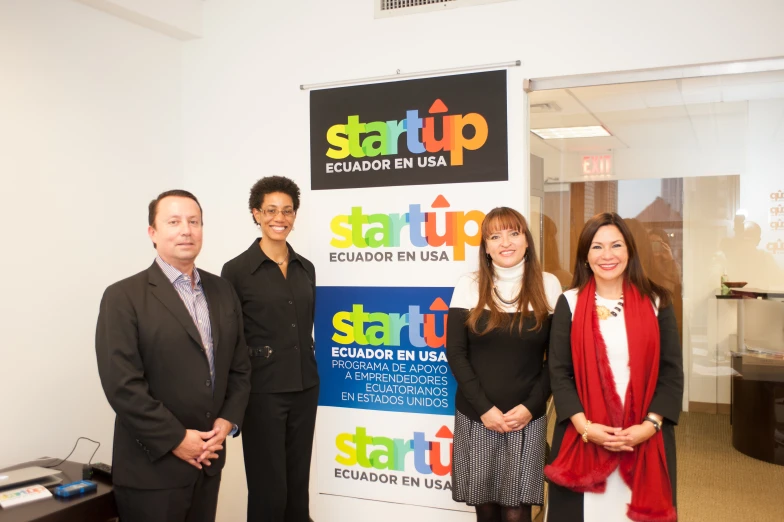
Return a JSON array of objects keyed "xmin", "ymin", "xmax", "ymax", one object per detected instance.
[{"xmin": 689, "ymin": 401, "xmax": 731, "ymax": 415}]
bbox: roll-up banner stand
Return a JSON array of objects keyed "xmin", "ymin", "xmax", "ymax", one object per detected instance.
[{"xmin": 309, "ymin": 70, "xmax": 509, "ymax": 512}]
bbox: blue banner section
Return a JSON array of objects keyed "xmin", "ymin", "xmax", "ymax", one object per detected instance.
[{"xmin": 315, "ymin": 286, "xmax": 456, "ymax": 416}]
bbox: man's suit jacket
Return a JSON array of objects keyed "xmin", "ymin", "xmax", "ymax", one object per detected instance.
[{"xmin": 96, "ymin": 261, "xmax": 251, "ymax": 489}]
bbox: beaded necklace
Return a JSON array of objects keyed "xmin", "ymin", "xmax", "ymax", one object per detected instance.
[{"xmin": 595, "ymin": 293, "xmax": 624, "ymax": 320}]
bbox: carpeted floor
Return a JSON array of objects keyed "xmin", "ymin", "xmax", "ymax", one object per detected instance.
[{"xmin": 674, "ymin": 411, "xmax": 784, "ymax": 522}]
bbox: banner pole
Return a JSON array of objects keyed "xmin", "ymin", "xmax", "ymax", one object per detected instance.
[{"xmin": 300, "ymin": 60, "xmax": 520, "ymax": 90}]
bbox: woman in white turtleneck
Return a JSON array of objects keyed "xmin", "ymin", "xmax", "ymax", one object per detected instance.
[{"xmin": 447, "ymin": 207, "xmax": 562, "ymax": 522}]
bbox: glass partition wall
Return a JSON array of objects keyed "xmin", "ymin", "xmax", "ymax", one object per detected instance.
[{"xmin": 528, "ymin": 69, "xmax": 784, "ymax": 414}]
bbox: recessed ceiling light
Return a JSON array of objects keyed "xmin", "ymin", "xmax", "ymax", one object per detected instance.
[{"xmin": 531, "ymin": 126, "xmax": 611, "ymax": 139}]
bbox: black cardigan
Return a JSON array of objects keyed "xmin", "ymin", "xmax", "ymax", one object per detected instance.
[{"xmin": 547, "ymin": 293, "xmax": 684, "ymax": 520}]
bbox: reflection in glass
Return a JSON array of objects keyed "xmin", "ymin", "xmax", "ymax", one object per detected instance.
[
  {"xmin": 531, "ymin": 71, "xmax": 784, "ymax": 414},
  {"xmin": 543, "ymin": 179, "xmax": 685, "ymax": 336},
  {"xmin": 717, "ymin": 215, "xmax": 784, "ymax": 290},
  {"xmin": 542, "ymin": 214, "xmax": 571, "ymax": 291}
]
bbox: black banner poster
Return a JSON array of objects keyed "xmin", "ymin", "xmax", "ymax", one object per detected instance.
[{"xmin": 310, "ymin": 70, "xmax": 508, "ymax": 190}]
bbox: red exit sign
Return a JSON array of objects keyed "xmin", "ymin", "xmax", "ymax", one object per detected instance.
[{"xmin": 582, "ymin": 154, "xmax": 613, "ymax": 175}]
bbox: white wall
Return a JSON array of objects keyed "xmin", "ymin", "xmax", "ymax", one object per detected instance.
[
  {"xmin": 0, "ymin": 0, "xmax": 183, "ymax": 467},
  {"xmin": 3, "ymin": 0, "xmax": 784, "ymax": 520},
  {"xmin": 180, "ymin": 1, "xmax": 784, "ymax": 521},
  {"xmin": 181, "ymin": 0, "xmax": 784, "ymax": 271},
  {"xmin": 73, "ymin": 0, "xmax": 204, "ymax": 40}
]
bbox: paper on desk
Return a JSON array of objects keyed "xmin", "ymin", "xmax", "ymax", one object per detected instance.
[{"xmin": 0, "ymin": 484, "xmax": 52, "ymax": 508}]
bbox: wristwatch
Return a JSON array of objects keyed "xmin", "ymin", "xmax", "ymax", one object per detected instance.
[{"xmin": 644, "ymin": 415, "xmax": 661, "ymax": 432}]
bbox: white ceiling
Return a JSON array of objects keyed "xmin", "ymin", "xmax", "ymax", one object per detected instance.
[{"xmin": 529, "ymin": 69, "xmax": 784, "ymax": 153}]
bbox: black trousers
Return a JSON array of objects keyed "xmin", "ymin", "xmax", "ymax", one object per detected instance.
[
  {"xmin": 243, "ymin": 384, "xmax": 319, "ymax": 522},
  {"xmin": 114, "ymin": 470, "xmax": 221, "ymax": 522}
]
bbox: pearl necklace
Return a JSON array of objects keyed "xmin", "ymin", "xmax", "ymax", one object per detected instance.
[{"xmin": 595, "ymin": 293, "xmax": 624, "ymax": 320}]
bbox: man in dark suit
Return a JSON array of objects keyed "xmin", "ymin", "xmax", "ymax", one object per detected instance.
[{"xmin": 96, "ymin": 189, "xmax": 251, "ymax": 522}]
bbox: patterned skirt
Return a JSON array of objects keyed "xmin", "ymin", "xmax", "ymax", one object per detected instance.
[{"xmin": 452, "ymin": 410, "xmax": 547, "ymax": 507}]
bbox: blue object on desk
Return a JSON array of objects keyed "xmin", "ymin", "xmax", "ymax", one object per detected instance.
[{"xmin": 52, "ymin": 480, "xmax": 97, "ymax": 498}]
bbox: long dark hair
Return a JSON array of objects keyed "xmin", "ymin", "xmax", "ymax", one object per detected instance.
[
  {"xmin": 466, "ymin": 207, "xmax": 551, "ymax": 334},
  {"xmin": 571, "ymin": 212, "xmax": 671, "ymax": 308}
]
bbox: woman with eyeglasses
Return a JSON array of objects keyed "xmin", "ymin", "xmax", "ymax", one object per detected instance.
[{"xmin": 221, "ymin": 176, "xmax": 318, "ymax": 522}]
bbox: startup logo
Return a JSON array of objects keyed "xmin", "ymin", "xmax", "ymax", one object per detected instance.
[
  {"xmin": 332, "ymin": 298, "xmax": 448, "ymax": 350},
  {"xmin": 315, "ymin": 286, "xmax": 457, "ymax": 415},
  {"xmin": 329, "ymin": 195, "xmax": 484, "ymax": 262},
  {"xmin": 310, "ymin": 70, "xmax": 508, "ymax": 190},
  {"xmin": 335, "ymin": 425, "xmax": 453, "ymax": 476},
  {"xmin": 325, "ymin": 99, "xmax": 488, "ymax": 167}
]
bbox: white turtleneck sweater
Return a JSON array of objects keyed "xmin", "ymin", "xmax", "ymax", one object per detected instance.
[{"xmin": 449, "ymin": 260, "xmax": 562, "ymax": 313}]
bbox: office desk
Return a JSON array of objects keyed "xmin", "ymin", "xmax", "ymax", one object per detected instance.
[
  {"xmin": 718, "ymin": 288, "xmax": 784, "ymax": 465},
  {"xmin": 731, "ymin": 352, "xmax": 784, "ymax": 465},
  {"xmin": 0, "ymin": 460, "xmax": 117, "ymax": 522}
]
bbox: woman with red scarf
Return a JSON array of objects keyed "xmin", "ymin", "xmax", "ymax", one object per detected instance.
[{"xmin": 545, "ymin": 213, "xmax": 683, "ymax": 522}]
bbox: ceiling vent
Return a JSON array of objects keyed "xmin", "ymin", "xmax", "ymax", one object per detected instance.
[
  {"xmin": 381, "ymin": 0, "xmax": 457, "ymax": 9},
  {"xmin": 376, "ymin": 0, "xmax": 515, "ymax": 18},
  {"xmin": 530, "ymin": 101, "xmax": 562, "ymax": 113}
]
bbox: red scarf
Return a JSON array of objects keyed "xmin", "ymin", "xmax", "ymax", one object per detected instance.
[{"xmin": 544, "ymin": 278, "xmax": 676, "ymax": 522}]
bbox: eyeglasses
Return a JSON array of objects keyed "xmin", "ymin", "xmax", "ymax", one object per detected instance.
[{"xmin": 260, "ymin": 208, "xmax": 296, "ymax": 218}]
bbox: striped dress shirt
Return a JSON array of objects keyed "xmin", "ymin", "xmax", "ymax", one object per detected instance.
[{"xmin": 155, "ymin": 256, "xmax": 215, "ymax": 383}]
